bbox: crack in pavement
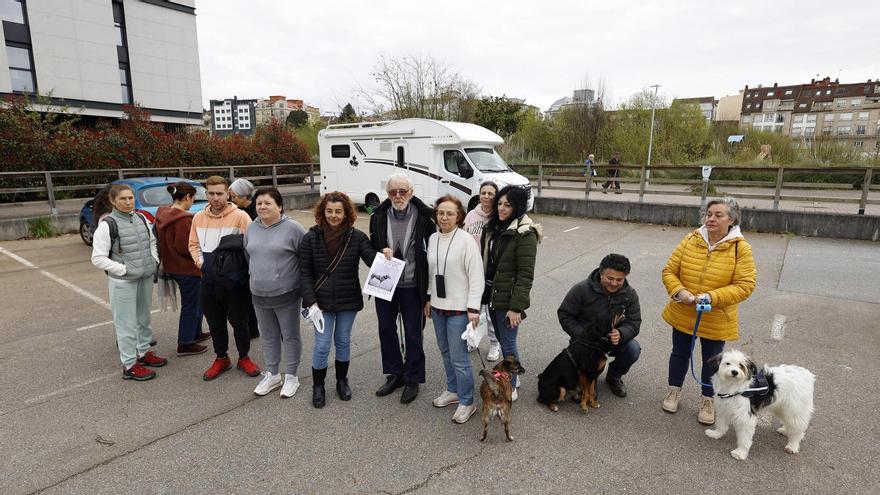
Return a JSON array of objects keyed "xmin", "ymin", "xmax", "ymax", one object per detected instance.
[{"xmin": 393, "ymin": 445, "xmax": 486, "ymax": 494}]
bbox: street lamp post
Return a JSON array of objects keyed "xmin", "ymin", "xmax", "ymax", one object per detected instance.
[{"xmin": 639, "ymin": 84, "xmax": 661, "ymax": 203}]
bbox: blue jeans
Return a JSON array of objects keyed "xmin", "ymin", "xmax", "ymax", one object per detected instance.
[
  {"xmin": 489, "ymin": 309, "xmax": 521, "ymax": 388},
  {"xmin": 431, "ymin": 309, "xmax": 475, "ymax": 406},
  {"xmin": 668, "ymin": 328, "xmax": 725, "ymax": 397},
  {"xmin": 312, "ymin": 311, "xmax": 357, "ymax": 369},
  {"xmin": 172, "ymin": 274, "xmax": 202, "ymax": 345},
  {"xmin": 607, "ymin": 339, "xmax": 641, "ymax": 379}
]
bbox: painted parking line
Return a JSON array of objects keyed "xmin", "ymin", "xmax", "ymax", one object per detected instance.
[
  {"xmin": 76, "ymin": 309, "xmax": 160, "ymax": 332},
  {"xmin": 0, "ymin": 246, "xmax": 110, "ymax": 310},
  {"xmin": 563, "ymin": 226, "xmax": 581, "ymax": 233},
  {"xmin": 23, "ymin": 372, "xmax": 118, "ymax": 405}
]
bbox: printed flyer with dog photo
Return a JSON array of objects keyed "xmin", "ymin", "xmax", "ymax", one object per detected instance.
[{"xmin": 362, "ymin": 254, "xmax": 405, "ymax": 301}]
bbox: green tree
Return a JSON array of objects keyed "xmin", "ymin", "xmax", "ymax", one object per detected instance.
[
  {"xmin": 474, "ymin": 96, "xmax": 523, "ymax": 137},
  {"xmin": 285, "ymin": 109, "xmax": 309, "ymax": 129},
  {"xmin": 338, "ymin": 103, "xmax": 358, "ymax": 123},
  {"xmin": 505, "ymin": 108, "xmax": 556, "ymax": 163}
]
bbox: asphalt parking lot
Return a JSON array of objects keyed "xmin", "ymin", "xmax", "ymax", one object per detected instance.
[{"xmin": 1, "ymin": 211, "xmax": 878, "ymax": 495}]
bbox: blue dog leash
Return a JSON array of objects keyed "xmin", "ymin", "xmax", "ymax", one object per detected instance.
[{"xmin": 689, "ymin": 295, "xmax": 714, "ymax": 388}]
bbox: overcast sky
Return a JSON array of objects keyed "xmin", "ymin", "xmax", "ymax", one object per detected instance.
[{"xmin": 195, "ymin": 0, "xmax": 880, "ymax": 114}]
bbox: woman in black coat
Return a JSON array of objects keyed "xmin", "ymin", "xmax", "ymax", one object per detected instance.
[{"xmin": 300, "ymin": 191, "xmax": 379, "ymax": 408}]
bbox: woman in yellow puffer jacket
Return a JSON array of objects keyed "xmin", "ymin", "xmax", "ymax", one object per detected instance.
[{"xmin": 660, "ymin": 197, "xmax": 756, "ymax": 426}]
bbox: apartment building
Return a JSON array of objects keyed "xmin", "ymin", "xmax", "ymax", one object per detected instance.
[
  {"xmin": 673, "ymin": 96, "xmax": 717, "ymax": 123},
  {"xmin": 739, "ymin": 77, "xmax": 880, "ymax": 154},
  {"xmin": 210, "ymin": 96, "xmax": 256, "ymax": 136},
  {"xmin": 1, "ymin": 0, "xmax": 203, "ymax": 126}
]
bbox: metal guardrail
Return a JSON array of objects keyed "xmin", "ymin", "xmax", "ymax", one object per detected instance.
[
  {"xmin": 0, "ymin": 163, "xmax": 320, "ymax": 215},
  {"xmin": 513, "ymin": 163, "xmax": 877, "ymax": 215}
]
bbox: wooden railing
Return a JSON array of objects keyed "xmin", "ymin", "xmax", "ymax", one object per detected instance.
[
  {"xmin": 511, "ymin": 163, "xmax": 877, "ymax": 215},
  {"xmin": 0, "ymin": 163, "xmax": 320, "ymax": 215}
]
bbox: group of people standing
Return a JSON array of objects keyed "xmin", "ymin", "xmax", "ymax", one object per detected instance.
[{"xmin": 91, "ymin": 170, "xmax": 755, "ymax": 428}]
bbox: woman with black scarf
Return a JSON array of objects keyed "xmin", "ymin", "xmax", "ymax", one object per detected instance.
[
  {"xmin": 480, "ymin": 186, "xmax": 543, "ymax": 400},
  {"xmin": 300, "ymin": 191, "xmax": 380, "ymax": 408}
]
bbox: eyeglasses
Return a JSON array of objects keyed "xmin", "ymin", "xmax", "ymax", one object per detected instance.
[{"xmin": 387, "ymin": 189, "xmax": 411, "ymax": 197}]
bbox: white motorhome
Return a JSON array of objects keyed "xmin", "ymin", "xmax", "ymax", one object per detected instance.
[{"xmin": 318, "ymin": 119, "xmax": 533, "ymax": 211}]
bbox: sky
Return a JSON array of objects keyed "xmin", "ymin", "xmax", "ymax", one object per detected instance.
[{"xmin": 195, "ymin": 0, "xmax": 880, "ymax": 114}]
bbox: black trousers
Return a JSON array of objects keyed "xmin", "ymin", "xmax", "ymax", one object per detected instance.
[
  {"xmin": 375, "ymin": 286, "xmax": 426, "ymax": 384},
  {"xmin": 602, "ymin": 168, "xmax": 620, "ymax": 190},
  {"xmin": 200, "ymin": 281, "xmax": 251, "ymax": 358}
]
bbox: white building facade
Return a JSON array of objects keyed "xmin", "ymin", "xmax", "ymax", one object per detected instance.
[{"xmin": 1, "ymin": 0, "xmax": 203, "ymax": 126}]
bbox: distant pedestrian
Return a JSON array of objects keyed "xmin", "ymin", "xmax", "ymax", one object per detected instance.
[
  {"xmin": 463, "ymin": 181, "xmax": 501, "ymax": 361},
  {"xmin": 602, "ymin": 152, "xmax": 622, "ymax": 194},
  {"xmin": 245, "ymin": 187, "xmax": 307, "ymax": 398},
  {"xmin": 155, "ymin": 182, "xmax": 210, "ymax": 357},
  {"xmin": 91, "ymin": 183, "xmax": 167, "ymax": 381},
  {"xmin": 189, "ymin": 176, "xmax": 258, "ymax": 381},
  {"xmin": 300, "ymin": 191, "xmax": 384, "ymax": 408},
  {"xmin": 584, "ymin": 153, "xmax": 596, "ymax": 177}
]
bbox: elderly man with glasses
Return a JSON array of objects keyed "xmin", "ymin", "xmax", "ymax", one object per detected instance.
[{"xmin": 368, "ymin": 173, "xmax": 436, "ymax": 404}]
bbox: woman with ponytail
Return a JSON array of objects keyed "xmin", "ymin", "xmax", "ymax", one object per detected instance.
[{"xmin": 155, "ymin": 182, "xmax": 210, "ymax": 356}]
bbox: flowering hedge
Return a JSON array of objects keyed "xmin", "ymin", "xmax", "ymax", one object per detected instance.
[{"xmin": 0, "ymin": 96, "xmax": 311, "ymax": 172}]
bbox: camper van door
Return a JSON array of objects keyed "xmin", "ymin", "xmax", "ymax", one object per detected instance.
[{"xmin": 438, "ymin": 149, "xmax": 475, "ymax": 206}]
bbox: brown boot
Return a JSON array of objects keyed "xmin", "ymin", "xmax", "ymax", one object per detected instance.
[
  {"xmin": 662, "ymin": 386, "xmax": 682, "ymax": 413},
  {"xmin": 698, "ymin": 396, "xmax": 715, "ymax": 425}
]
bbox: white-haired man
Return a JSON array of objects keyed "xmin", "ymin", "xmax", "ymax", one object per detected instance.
[{"xmin": 369, "ymin": 173, "xmax": 436, "ymax": 404}]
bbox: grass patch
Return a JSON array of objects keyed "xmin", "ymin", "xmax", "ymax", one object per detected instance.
[{"xmin": 27, "ymin": 217, "xmax": 56, "ymax": 238}]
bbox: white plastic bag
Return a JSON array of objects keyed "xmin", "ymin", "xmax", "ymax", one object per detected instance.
[
  {"xmin": 461, "ymin": 308, "xmax": 488, "ymax": 349},
  {"xmin": 303, "ymin": 304, "xmax": 325, "ymax": 333}
]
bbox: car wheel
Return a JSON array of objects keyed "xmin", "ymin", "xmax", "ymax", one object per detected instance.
[
  {"xmin": 364, "ymin": 193, "xmax": 380, "ymax": 213},
  {"xmin": 80, "ymin": 220, "xmax": 93, "ymax": 246}
]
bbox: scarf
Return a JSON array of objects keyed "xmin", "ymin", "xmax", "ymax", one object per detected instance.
[{"xmin": 322, "ymin": 221, "xmax": 349, "ymax": 259}]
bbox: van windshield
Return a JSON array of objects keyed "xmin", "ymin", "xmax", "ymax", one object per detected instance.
[{"xmin": 464, "ymin": 148, "xmax": 510, "ymax": 173}]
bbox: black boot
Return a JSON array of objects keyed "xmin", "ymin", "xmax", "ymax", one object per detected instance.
[
  {"xmin": 312, "ymin": 367, "xmax": 327, "ymax": 408},
  {"xmin": 335, "ymin": 360, "xmax": 352, "ymax": 401}
]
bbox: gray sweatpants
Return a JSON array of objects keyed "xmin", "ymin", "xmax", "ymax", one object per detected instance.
[{"xmin": 254, "ymin": 299, "xmax": 302, "ymax": 375}]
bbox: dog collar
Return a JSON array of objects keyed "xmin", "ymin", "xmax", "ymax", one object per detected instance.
[{"xmin": 492, "ymin": 370, "xmax": 511, "ymax": 381}]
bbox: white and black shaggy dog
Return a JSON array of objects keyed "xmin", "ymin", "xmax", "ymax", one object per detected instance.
[{"xmin": 705, "ymin": 349, "xmax": 815, "ymax": 460}]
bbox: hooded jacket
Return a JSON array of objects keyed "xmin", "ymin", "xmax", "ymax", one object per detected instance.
[
  {"xmin": 661, "ymin": 226, "xmax": 757, "ymax": 341},
  {"xmin": 557, "ymin": 267, "xmax": 641, "ymax": 346},
  {"xmin": 368, "ymin": 196, "xmax": 435, "ymax": 304},
  {"xmin": 481, "ymin": 214, "xmax": 542, "ymax": 312},
  {"xmin": 155, "ymin": 206, "xmax": 200, "ymax": 277},
  {"xmin": 188, "ymin": 202, "xmax": 251, "ymax": 282}
]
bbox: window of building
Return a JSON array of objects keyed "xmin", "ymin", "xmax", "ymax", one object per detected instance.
[
  {"xmin": 840, "ymin": 113, "xmax": 853, "ymax": 121},
  {"xmin": 775, "ymin": 114, "xmax": 784, "ymax": 123},
  {"xmin": 836, "ymin": 100, "xmax": 846, "ymax": 108},
  {"xmin": 6, "ymin": 44, "xmax": 35, "ymax": 92},
  {"xmin": 785, "ymin": 90, "xmax": 793, "ymax": 95},
  {"xmin": 851, "ymin": 99, "xmax": 862, "ymax": 107},
  {"xmin": 827, "ymin": 90, "xmax": 833, "ymax": 95},
  {"xmin": 825, "ymin": 114, "xmax": 834, "ymax": 122},
  {"xmin": 804, "ymin": 126, "xmax": 815, "ymax": 136},
  {"xmin": 767, "ymin": 91, "xmax": 774, "ymax": 96},
  {"xmin": 793, "ymin": 115, "xmax": 804, "ymax": 124},
  {"xmin": 791, "ymin": 128, "xmax": 802, "ymax": 137},
  {"xmin": 822, "ymin": 126, "xmax": 832, "ymax": 136},
  {"xmin": 799, "ymin": 103, "xmax": 807, "ymax": 108},
  {"xmin": 816, "ymin": 90, "xmax": 822, "ymax": 96},
  {"xmin": 857, "ymin": 125, "xmax": 866, "ymax": 135},
  {"xmin": 1, "ymin": 0, "xmax": 25, "ymax": 23},
  {"xmin": 742, "ymin": 115, "xmax": 752, "ymax": 123},
  {"xmin": 854, "ymin": 141, "xmax": 863, "ymax": 148},
  {"xmin": 837, "ymin": 126, "xmax": 851, "ymax": 135},
  {"xmin": 857, "ymin": 112, "xmax": 869, "ymax": 120},
  {"xmin": 806, "ymin": 114, "xmax": 817, "ymax": 123},
  {"xmin": 746, "ymin": 103, "xmax": 751, "ymax": 109}
]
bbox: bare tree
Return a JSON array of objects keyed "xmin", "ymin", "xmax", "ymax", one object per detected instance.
[
  {"xmin": 553, "ymin": 74, "xmax": 608, "ymax": 162},
  {"xmin": 359, "ymin": 54, "xmax": 480, "ymax": 121}
]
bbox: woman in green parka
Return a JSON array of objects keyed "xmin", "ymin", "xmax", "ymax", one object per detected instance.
[{"xmin": 480, "ymin": 185, "xmax": 542, "ymax": 398}]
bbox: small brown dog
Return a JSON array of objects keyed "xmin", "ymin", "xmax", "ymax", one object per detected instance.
[{"xmin": 479, "ymin": 355, "xmax": 525, "ymax": 442}]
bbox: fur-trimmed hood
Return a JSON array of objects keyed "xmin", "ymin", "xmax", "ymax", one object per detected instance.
[{"xmin": 506, "ymin": 214, "xmax": 544, "ymax": 243}]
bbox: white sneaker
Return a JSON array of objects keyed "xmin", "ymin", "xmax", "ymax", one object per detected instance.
[
  {"xmin": 280, "ymin": 374, "xmax": 300, "ymax": 398},
  {"xmin": 254, "ymin": 372, "xmax": 282, "ymax": 396},
  {"xmin": 487, "ymin": 343, "xmax": 501, "ymax": 362},
  {"xmin": 511, "ymin": 389, "xmax": 518, "ymax": 402},
  {"xmin": 452, "ymin": 404, "xmax": 477, "ymax": 424},
  {"xmin": 432, "ymin": 390, "xmax": 460, "ymax": 408}
]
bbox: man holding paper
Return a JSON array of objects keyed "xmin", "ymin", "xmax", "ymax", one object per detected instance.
[{"xmin": 369, "ymin": 173, "xmax": 436, "ymax": 404}]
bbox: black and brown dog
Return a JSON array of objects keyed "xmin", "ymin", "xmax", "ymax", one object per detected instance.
[
  {"xmin": 479, "ymin": 355, "xmax": 525, "ymax": 442},
  {"xmin": 537, "ymin": 338, "xmax": 609, "ymax": 412}
]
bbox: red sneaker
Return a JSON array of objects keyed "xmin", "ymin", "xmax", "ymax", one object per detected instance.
[
  {"xmin": 194, "ymin": 331, "xmax": 212, "ymax": 343},
  {"xmin": 237, "ymin": 356, "xmax": 261, "ymax": 377},
  {"xmin": 138, "ymin": 351, "xmax": 168, "ymax": 367},
  {"xmin": 123, "ymin": 363, "xmax": 156, "ymax": 381},
  {"xmin": 203, "ymin": 356, "xmax": 232, "ymax": 381}
]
